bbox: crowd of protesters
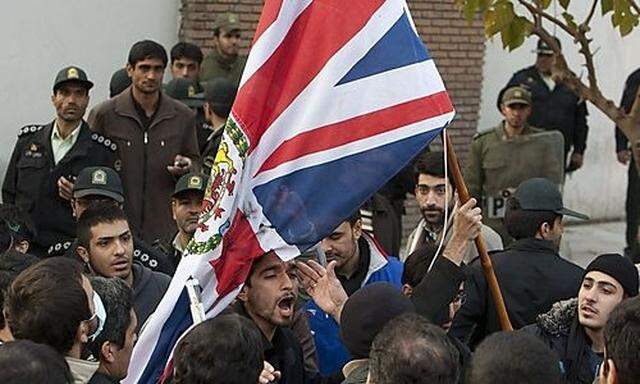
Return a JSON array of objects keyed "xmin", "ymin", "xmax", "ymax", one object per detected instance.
[{"xmin": 0, "ymin": 11, "xmax": 639, "ymax": 384}]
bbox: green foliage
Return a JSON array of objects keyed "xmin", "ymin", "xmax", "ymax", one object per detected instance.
[{"xmin": 456, "ymin": 0, "xmax": 640, "ymax": 47}]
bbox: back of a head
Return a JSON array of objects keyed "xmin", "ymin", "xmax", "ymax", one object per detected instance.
[
  {"xmin": 204, "ymin": 77, "xmax": 238, "ymax": 118},
  {"xmin": 109, "ymin": 68, "xmax": 131, "ymax": 98},
  {"xmin": 504, "ymin": 197, "xmax": 558, "ymax": 240},
  {"xmin": 173, "ymin": 313, "xmax": 263, "ymax": 384},
  {"xmin": 369, "ymin": 313, "xmax": 459, "ymax": 384},
  {"xmin": 469, "ymin": 331, "xmax": 561, "ymax": 384},
  {"xmin": 87, "ymin": 276, "xmax": 134, "ymax": 361},
  {"xmin": 604, "ymin": 296, "xmax": 640, "ymax": 384},
  {"xmin": 340, "ymin": 282, "xmax": 414, "ymax": 358},
  {"xmin": 0, "ymin": 250, "xmax": 39, "ymax": 331},
  {"xmin": 4, "ymin": 257, "xmax": 90, "ymax": 354},
  {"xmin": 0, "ymin": 204, "xmax": 36, "ymax": 250},
  {"xmin": 402, "ymin": 244, "xmax": 439, "ymax": 287},
  {"xmin": 0, "ymin": 339, "xmax": 73, "ymax": 384}
]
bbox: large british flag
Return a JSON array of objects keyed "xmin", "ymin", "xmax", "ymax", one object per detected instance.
[{"xmin": 125, "ymin": 1, "xmax": 454, "ymax": 382}]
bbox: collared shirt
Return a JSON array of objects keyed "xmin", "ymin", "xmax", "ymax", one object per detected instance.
[
  {"xmin": 173, "ymin": 233, "xmax": 186, "ymax": 255},
  {"xmin": 131, "ymin": 91, "xmax": 160, "ymax": 130},
  {"xmin": 51, "ymin": 120, "xmax": 81, "ymax": 164},
  {"xmin": 337, "ymin": 237, "xmax": 371, "ymax": 296}
]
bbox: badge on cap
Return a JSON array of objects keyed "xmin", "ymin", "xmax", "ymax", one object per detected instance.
[
  {"xmin": 188, "ymin": 176, "xmax": 202, "ymax": 189},
  {"xmin": 92, "ymin": 169, "xmax": 107, "ymax": 185},
  {"xmin": 67, "ymin": 67, "xmax": 79, "ymax": 79},
  {"xmin": 515, "ymin": 91, "xmax": 522, "ymax": 97},
  {"xmin": 188, "ymin": 85, "xmax": 196, "ymax": 98},
  {"xmin": 229, "ymin": 14, "xmax": 238, "ymax": 23}
]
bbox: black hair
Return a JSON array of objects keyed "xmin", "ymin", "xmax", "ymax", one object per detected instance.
[
  {"xmin": 171, "ymin": 42, "xmax": 203, "ymax": 65},
  {"xmin": 347, "ymin": 208, "xmax": 361, "ymax": 227},
  {"xmin": 603, "ymin": 296, "xmax": 640, "ymax": 384},
  {"xmin": 0, "ymin": 250, "xmax": 39, "ymax": 330},
  {"xmin": 4, "ymin": 257, "xmax": 91, "ymax": 354},
  {"xmin": 173, "ymin": 313, "xmax": 263, "ymax": 384},
  {"xmin": 469, "ymin": 331, "xmax": 562, "ymax": 384},
  {"xmin": 369, "ymin": 313, "xmax": 459, "ymax": 384},
  {"xmin": 402, "ymin": 243, "xmax": 439, "ymax": 287},
  {"xmin": 76, "ymin": 201, "xmax": 129, "ymax": 249},
  {"xmin": 413, "ymin": 151, "xmax": 456, "ymax": 192},
  {"xmin": 503, "ymin": 197, "xmax": 560, "ymax": 240},
  {"xmin": 87, "ymin": 277, "xmax": 134, "ymax": 360},
  {"xmin": 0, "ymin": 340, "xmax": 74, "ymax": 384},
  {"xmin": 128, "ymin": 40, "xmax": 168, "ymax": 67}
]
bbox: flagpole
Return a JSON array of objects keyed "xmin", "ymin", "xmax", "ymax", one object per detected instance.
[{"xmin": 444, "ymin": 131, "xmax": 514, "ymax": 331}]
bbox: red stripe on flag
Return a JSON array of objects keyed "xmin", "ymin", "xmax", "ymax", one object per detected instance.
[
  {"xmin": 211, "ymin": 210, "xmax": 266, "ymax": 297},
  {"xmin": 256, "ymin": 91, "xmax": 453, "ymax": 175},
  {"xmin": 252, "ymin": 0, "xmax": 284, "ymax": 45},
  {"xmin": 234, "ymin": 0, "xmax": 386, "ymax": 150}
]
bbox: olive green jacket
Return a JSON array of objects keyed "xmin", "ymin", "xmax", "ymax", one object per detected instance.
[{"xmin": 200, "ymin": 49, "xmax": 247, "ymax": 86}]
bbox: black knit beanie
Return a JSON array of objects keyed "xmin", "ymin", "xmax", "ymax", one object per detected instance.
[
  {"xmin": 584, "ymin": 253, "xmax": 639, "ymax": 297},
  {"xmin": 339, "ymin": 282, "xmax": 415, "ymax": 359}
]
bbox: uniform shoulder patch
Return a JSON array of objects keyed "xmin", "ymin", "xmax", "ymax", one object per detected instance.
[
  {"xmin": 18, "ymin": 124, "xmax": 44, "ymax": 137},
  {"xmin": 91, "ymin": 133, "xmax": 118, "ymax": 152}
]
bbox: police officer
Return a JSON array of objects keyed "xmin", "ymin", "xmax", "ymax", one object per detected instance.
[
  {"xmin": 2, "ymin": 66, "xmax": 119, "ymax": 257},
  {"xmin": 199, "ymin": 12, "xmax": 247, "ymax": 86},
  {"xmin": 466, "ymin": 86, "xmax": 565, "ymax": 243},
  {"xmin": 615, "ymin": 68, "xmax": 640, "ymax": 262},
  {"xmin": 502, "ymin": 38, "xmax": 589, "ymax": 171},
  {"xmin": 164, "ymin": 77, "xmax": 211, "ymax": 153},
  {"xmin": 46, "ymin": 166, "xmax": 173, "ymax": 275},
  {"xmin": 153, "ymin": 172, "xmax": 208, "ymax": 275}
]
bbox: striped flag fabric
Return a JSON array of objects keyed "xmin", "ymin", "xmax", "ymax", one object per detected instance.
[{"xmin": 125, "ymin": 1, "xmax": 454, "ymax": 382}]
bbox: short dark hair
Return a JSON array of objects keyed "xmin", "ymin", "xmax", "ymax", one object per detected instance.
[
  {"xmin": 503, "ymin": 197, "xmax": 560, "ymax": 240},
  {"xmin": 77, "ymin": 201, "xmax": 129, "ymax": 249},
  {"xmin": 170, "ymin": 42, "xmax": 203, "ymax": 65},
  {"xmin": 0, "ymin": 250, "xmax": 39, "ymax": 330},
  {"xmin": 0, "ymin": 204, "xmax": 36, "ymax": 250},
  {"xmin": 347, "ymin": 208, "xmax": 361, "ymax": 227},
  {"xmin": 4, "ymin": 257, "xmax": 91, "ymax": 354},
  {"xmin": 369, "ymin": 313, "xmax": 459, "ymax": 384},
  {"xmin": 128, "ymin": 40, "xmax": 168, "ymax": 67},
  {"xmin": 173, "ymin": 314, "xmax": 263, "ymax": 384},
  {"xmin": 0, "ymin": 340, "xmax": 74, "ymax": 384},
  {"xmin": 402, "ymin": 243, "xmax": 439, "ymax": 287},
  {"xmin": 413, "ymin": 151, "xmax": 455, "ymax": 191},
  {"xmin": 603, "ymin": 296, "xmax": 640, "ymax": 384},
  {"xmin": 469, "ymin": 331, "xmax": 562, "ymax": 384},
  {"xmin": 87, "ymin": 277, "xmax": 134, "ymax": 359}
]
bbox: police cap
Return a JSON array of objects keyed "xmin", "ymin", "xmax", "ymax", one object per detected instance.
[
  {"xmin": 213, "ymin": 12, "xmax": 241, "ymax": 32},
  {"xmin": 501, "ymin": 86, "xmax": 532, "ymax": 107},
  {"xmin": 73, "ymin": 166, "xmax": 124, "ymax": 203},
  {"xmin": 165, "ymin": 78, "xmax": 204, "ymax": 108},
  {"xmin": 53, "ymin": 66, "xmax": 94, "ymax": 92},
  {"xmin": 173, "ymin": 172, "xmax": 209, "ymax": 198}
]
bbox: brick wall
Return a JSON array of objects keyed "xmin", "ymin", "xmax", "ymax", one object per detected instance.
[{"xmin": 179, "ymin": 0, "xmax": 486, "ymax": 249}]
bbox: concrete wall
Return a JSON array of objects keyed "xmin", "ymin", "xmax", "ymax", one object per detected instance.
[
  {"xmin": 0, "ymin": 0, "xmax": 180, "ymax": 186},
  {"xmin": 478, "ymin": 4, "xmax": 640, "ymax": 220}
]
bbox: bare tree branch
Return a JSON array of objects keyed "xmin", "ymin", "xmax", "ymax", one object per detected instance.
[
  {"xmin": 518, "ymin": 0, "xmax": 577, "ymax": 38},
  {"xmin": 630, "ymin": 0, "xmax": 640, "ymax": 16},
  {"xmin": 582, "ymin": 0, "xmax": 598, "ymax": 29}
]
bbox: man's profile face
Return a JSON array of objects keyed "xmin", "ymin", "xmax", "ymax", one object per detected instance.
[
  {"xmin": 171, "ymin": 191, "xmax": 203, "ymax": 237},
  {"xmin": 500, "ymin": 103, "xmax": 531, "ymax": 129},
  {"xmin": 127, "ymin": 58, "xmax": 165, "ymax": 95},
  {"xmin": 240, "ymin": 252, "xmax": 298, "ymax": 329},
  {"xmin": 321, "ymin": 220, "xmax": 361, "ymax": 272},
  {"xmin": 214, "ymin": 28, "xmax": 241, "ymax": 58},
  {"xmin": 51, "ymin": 83, "xmax": 90, "ymax": 123},
  {"xmin": 578, "ymin": 271, "xmax": 624, "ymax": 331},
  {"xmin": 87, "ymin": 220, "xmax": 134, "ymax": 281},
  {"xmin": 171, "ymin": 58, "xmax": 200, "ymax": 82},
  {"xmin": 415, "ymin": 173, "xmax": 454, "ymax": 229},
  {"xmin": 109, "ymin": 309, "xmax": 138, "ymax": 380}
]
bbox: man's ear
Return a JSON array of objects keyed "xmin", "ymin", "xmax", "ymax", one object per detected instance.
[
  {"xmin": 352, "ymin": 219, "xmax": 362, "ymax": 240},
  {"xmin": 100, "ymin": 341, "xmax": 117, "ymax": 364},
  {"xmin": 76, "ymin": 246, "xmax": 90, "ymax": 264},
  {"xmin": 401, "ymin": 284, "xmax": 413, "ymax": 297},
  {"xmin": 237, "ymin": 284, "xmax": 249, "ymax": 302},
  {"xmin": 77, "ymin": 321, "xmax": 89, "ymax": 345},
  {"xmin": 14, "ymin": 240, "xmax": 29, "ymax": 254}
]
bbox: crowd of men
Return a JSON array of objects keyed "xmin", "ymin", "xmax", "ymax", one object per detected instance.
[{"xmin": 0, "ymin": 12, "xmax": 639, "ymax": 384}]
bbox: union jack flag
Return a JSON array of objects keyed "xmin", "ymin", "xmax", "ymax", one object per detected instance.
[{"xmin": 125, "ymin": 1, "xmax": 454, "ymax": 382}]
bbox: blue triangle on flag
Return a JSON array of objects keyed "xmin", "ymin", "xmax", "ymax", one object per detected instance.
[{"xmin": 337, "ymin": 11, "xmax": 431, "ymax": 86}]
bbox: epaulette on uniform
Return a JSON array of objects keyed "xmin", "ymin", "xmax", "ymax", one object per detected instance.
[
  {"xmin": 18, "ymin": 125, "xmax": 44, "ymax": 137},
  {"xmin": 91, "ymin": 133, "xmax": 118, "ymax": 152},
  {"xmin": 473, "ymin": 129, "xmax": 493, "ymax": 140}
]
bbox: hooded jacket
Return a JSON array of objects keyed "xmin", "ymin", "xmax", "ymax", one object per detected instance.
[
  {"xmin": 522, "ymin": 299, "xmax": 602, "ymax": 384},
  {"xmin": 304, "ymin": 234, "xmax": 403, "ymax": 377},
  {"xmin": 131, "ymin": 261, "xmax": 171, "ymax": 331}
]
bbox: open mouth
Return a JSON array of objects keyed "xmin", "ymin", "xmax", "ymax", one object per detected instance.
[{"xmin": 277, "ymin": 295, "xmax": 295, "ymax": 317}]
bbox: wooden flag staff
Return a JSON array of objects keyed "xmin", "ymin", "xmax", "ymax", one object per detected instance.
[{"xmin": 444, "ymin": 132, "xmax": 513, "ymax": 331}]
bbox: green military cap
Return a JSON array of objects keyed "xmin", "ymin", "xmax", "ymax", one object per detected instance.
[
  {"xmin": 501, "ymin": 86, "xmax": 532, "ymax": 107},
  {"xmin": 213, "ymin": 12, "xmax": 241, "ymax": 31},
  {"xmin": 73, "ymin": 166, "xmax": 124, "ymax": 203},
  {"xmin": 53, "ymin": 66, "xmax": 94, "ymax": 92},
  {"xmin": 173, "ymin": 172, "xmax": 209, "ymax": 197},
  {"xmin": 165, "ymin": 78, "xmax": 204, "ymax": 108}
]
